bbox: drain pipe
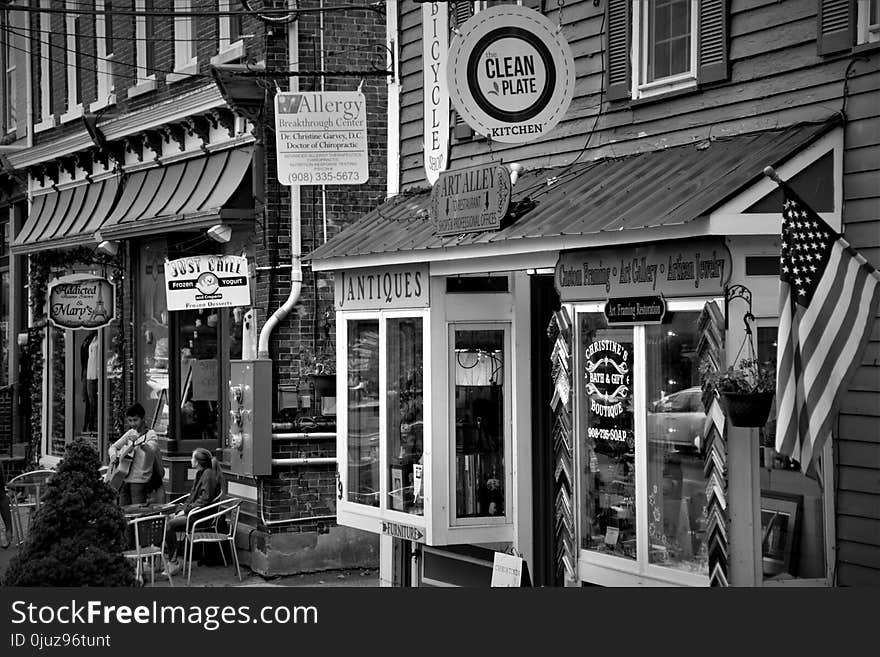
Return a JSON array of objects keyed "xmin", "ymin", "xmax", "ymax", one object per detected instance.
[{"xmin": 258, "ymin": 13, "xmax": 303, "ymax": 359}]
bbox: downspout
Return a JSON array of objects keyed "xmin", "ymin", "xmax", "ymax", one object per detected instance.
[{"xmin": 257, "ymin": 8, "xmax": 303, "ymax": 360}]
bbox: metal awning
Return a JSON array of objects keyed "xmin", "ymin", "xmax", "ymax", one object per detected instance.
[
  {"xmin": 99, "ymin": 145, "xmax": 254, "ymax": 240},
  {"xmin": 12, "ymin": 177, "xmax": 120, "ymax": 254},
  {"xmin": 309, "ymin": 119, "xmax": 837, "ymax": 268}
]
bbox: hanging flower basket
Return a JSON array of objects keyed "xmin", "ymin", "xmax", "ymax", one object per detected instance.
[
  {"xmin": 309, "ymin": 373, "xmax": 337, "ymax": 397},
  {"xmin": 719, "ymin": 391, "xmax": 775, "ymax": 428}
]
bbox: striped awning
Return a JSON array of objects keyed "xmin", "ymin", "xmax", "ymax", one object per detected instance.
[
  {"xmin": 12, "ymin": 145, "xmax": 254, "ymax": 253},
  {"xmin": 12, "ymin": 176, "xmax": 120, "ymax": 254},
  {"xmin": 98, "ymin": 146, "xmax": 254, "ymax": 240}
]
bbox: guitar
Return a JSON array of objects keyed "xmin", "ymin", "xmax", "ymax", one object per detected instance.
[{"xmin": 105, "ymin": 436, "xmax": 144, "ymax": 492}]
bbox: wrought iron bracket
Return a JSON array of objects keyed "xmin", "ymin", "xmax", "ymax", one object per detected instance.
[{"xmin": 725, "ymin": 284, "xmax": 754, "ymax": 333}]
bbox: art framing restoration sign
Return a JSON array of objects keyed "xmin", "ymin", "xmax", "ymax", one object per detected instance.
[
  {"xmin": 605, "ymin": 296, "xmax": 666, "ymax": 325},
  {"xmin": 335, "ymin": 264, "xmax": 429, "ymax": 310},
  {"xmin": 423, "ymin": 2, "xmax": 450, "ymax": 185},
  {"xmin": 555, "ymin": 238, "xmax": 732, "ymax": 302},
  {"xmin": 164, "ymin": 255, "xmax": 251, "ymax": 311},
  {"xmin": 446, "ymin": 5, "xmax": 575, "ymax": 143},
  {"xmin": 430, "ymin": 163, "xmax": 511, "ymax": 236},
  {"xmin": 274, "ymin": 91, "xmax": 369, "ymax": 185},
  {"xmin": 48, "ymin": 274, "xmax": 115, "ymax": 330}
]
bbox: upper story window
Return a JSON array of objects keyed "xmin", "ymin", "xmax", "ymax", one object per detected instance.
[
  {"xmin": 61, "ymin": 0, "xmax": 82, "ymax": 121},
  {"xmin": 35, "ymin": 0, "xmax": 52, "ymax": 130},
  {"xmin": 130, "ymin": 0, "xmax": 158, "ymax": 97},
  {"xmin": 170, "ymin": 0, "xmax": 198, "ymax": 81},
  {"xmin": 95, "ymin": 0, "xmax": 116, "ymax": 109},
  {"xmin": 212, "ymin": 0, "xmax": 245, "ymax": 65},
  {"xmin": 857, "ymin": 0, "xmax": 880, "ymax": 45},
  {"xmin": 2, "ymin": 10, "xmax": 15, "ymax": 134},
  {"xmin": 605, "ymin": 0, "xmax": 729, "ymax": 103}
]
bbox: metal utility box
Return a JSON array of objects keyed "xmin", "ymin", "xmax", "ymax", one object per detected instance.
[{"xmin": 228, "ymin": 359, "xmax": 272, "ymax": 476}]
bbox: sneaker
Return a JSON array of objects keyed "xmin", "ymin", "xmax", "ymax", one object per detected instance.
[{"xmin": 161, "ymin": 561, "xmax": 181, "ymax": 577}]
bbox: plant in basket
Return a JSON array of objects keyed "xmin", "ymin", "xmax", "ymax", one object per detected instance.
[
  {"xmin": 298, "ymin": 346, "xmax": 336, "ymax": 397},
  {"xmin": 701, "ymin": 358, "xmax": 776, "ymax": 428}
]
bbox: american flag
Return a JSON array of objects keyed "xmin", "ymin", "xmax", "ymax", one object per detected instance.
[{"xmin": 776, "ymin": 187, "xmax": 880, "ymax": 476}]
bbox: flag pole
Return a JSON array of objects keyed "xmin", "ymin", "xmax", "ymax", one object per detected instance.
[{"xmin": 762, "ymin": 165, "xmax": 784, "ymax": 185}]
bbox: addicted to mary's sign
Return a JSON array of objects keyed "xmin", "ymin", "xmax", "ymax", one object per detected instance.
[
  {"xmin": 48, "ymin": 274, "xmax": 115, "ymax": 330},
  {"xmin": 447, "ymin": 5, "xmax": 575, "ymax": 143},
  {"xmin": 164, "ymin": 255, "xmax": 251, "ymax": 311}
]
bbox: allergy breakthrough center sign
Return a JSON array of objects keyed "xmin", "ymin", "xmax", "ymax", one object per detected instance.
[
  {"xmin": 274, "ymin": 91, "xmax": 369, "ymax": 186},
  {"xmin": 164, "ymin": 255, "xmax": 251, "ymax": 311},
  {"xmin": 447, "ymin": 5, "xmax": 575, "ymax": 143}
]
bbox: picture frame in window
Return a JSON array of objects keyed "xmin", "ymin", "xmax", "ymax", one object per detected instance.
[
  {"xmin": 760, "ymin": 492, "xmax": 802, "ymax": 579},
  {"xmin": 390, "ymin": 466, "xmax": 404, "ymax": 511}
]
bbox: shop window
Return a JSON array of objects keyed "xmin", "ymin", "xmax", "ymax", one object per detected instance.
[
  {"xmin": 387, "ymin": 318, "xmax": 424, "ymax": 515},
  {"xmin": 346, "ymin": 318, "xmax": 380, "ymax": 507},
  {"xmin": 0, "ymin": 267, "xmax": 8, "ymax": 387},
  {"xmin": 577, "ymin": 301, "xmax": 712, "ymax": 585},
  {"xmin": 453, "ymin": 327, "xmax": 506, "ymax": 521},
  {"xmin": 606, "ymin": 0, "xmax": 728, "ymax": 102},
  {"xmin": 139, "ymin": 240, "xmax": 169, "ymax": 435},
  {"xmin": 177, "ymin": 308, "xmax": 221, "ymax": 442}
]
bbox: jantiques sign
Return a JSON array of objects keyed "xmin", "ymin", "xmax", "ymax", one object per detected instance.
[
  {"xmin": 48, "ymin": 274, "xmax": 115, "ymax": 330},
  {"xmin": 447, "ymin": 5, "xmax": 575, "ymax": 143},
  {"xmin": 555, "ymin": 238, "xmax": 732, "ymax": 302},
  {"xmin": 335, "ymin": 264, "xmax": 429, "ymax": 311},
  {"xmin": 164, "ymin": 255, "xmax": 251, "ymax": 311}
]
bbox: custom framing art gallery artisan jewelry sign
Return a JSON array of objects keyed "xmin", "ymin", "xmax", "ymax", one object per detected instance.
[
  {"xmin": 446, "ymin": 5, "xmax": 575, "ymax": 143},
  {"xmin": 430, "ymin": 163, "xmax": 511, "ymax": 236},
  {"xmin": 48, "ymin": 273, "xmax": 116, "ymax": 330},
  {"xmin": 164, "ymin": 255, "xmax": 251, "ymax": 311}
]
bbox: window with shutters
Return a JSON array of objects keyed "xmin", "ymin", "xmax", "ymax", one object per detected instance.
[
  {"xmin": 857, "ymin": 0, "xmax": 880, "ymax": 45},
  {"xmin": 606, "ymin": 0, "xmax": 728, "ymax": 103}
]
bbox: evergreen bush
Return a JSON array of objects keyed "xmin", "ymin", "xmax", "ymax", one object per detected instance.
[{"xmin": 3, "ymin": 438, "xmax": 136, "ymax": 587}]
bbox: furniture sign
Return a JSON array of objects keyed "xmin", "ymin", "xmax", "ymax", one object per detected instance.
[{"xmin": 381, "ymin": 521, "xmax": 425, "ymax": 543}]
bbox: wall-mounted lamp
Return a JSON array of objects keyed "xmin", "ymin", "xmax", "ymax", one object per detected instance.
[
  {"xmin": 97, "ymin": 240, "xmax": 119, "ymax": 256},
  {"xmin": 206, "ymin": 223, "xmax": 233, "ymax": 243},
  {"xmin": 508, "ymin": 162, "xmax": 523, "ymax": 185}
]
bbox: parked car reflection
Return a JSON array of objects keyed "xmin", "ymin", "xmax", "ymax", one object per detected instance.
[{"xmin": 647, "ymin": 386, "xmax": 704, "ymax": 452}]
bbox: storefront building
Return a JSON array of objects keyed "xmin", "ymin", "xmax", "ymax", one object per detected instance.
[
  {"xmin": 310, "ymin": 1, "xmax": 880, "ymax": 586},
  {"xmin": 2, "ymin": 2, "xmax": 387, "ymax": 575}
]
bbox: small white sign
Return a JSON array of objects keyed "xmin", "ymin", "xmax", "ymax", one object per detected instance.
[
  {"xmin": 491, "ymin": 552, "xmax": 524, "ymax": 587},
  {"xmin": 447, "ymin": 6, "xmax": 575, "ymax": 143},
  {"xmin": 274, "ymin": 91, "xmax": 369, "ymax": 186},
  {"xmin": 164, "ymin": 255, "xmax": 251, "ymax": 311},
  {"xmin": 422, "ymin": 2, "xmax": 450, "ymax": 185}
]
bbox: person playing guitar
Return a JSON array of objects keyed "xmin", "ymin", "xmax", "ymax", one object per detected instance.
[{"xmin": 107, "ymin": 403, "xmax": 162, "ymax": 506}]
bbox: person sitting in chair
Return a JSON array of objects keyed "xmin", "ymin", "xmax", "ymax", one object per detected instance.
[{"xmin": 162, "ymin": 448, "xmax": 225, "ymax": 577}]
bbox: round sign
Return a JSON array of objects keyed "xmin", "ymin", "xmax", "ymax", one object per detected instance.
[{"xmin": 447, "ymin": 6, "xmax": 575, "ymax": 143}]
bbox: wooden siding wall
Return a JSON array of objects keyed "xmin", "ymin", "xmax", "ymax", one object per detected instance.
[{"xmin": 396, "ymin": 0, "xmax": 880, "ymax": 584}]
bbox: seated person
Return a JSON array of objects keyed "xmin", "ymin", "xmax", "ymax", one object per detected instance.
[{"xmin": 162, "ymin": 448, "xmax": 225, "ymax": 577}]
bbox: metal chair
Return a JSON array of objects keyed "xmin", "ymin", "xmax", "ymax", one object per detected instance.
[
  {"xmin": 183, "ymin": 498, "xmax": 242, "ymax": 586},
  {"xmin": 6, "ymin": 469, "xmax": 54, "ymax": 550},
  {"xmin": 124, "ymin": 514, "xmax": 173, "ymax": 586}
]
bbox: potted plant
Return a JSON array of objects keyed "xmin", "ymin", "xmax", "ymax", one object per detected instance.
[
  {"xmin": 299, "ymin": 347, "xmax": 336, "ymax": 397},
  {"xmin": 701, "ymin": 358, "xmax": 776, "ymax": 428}
]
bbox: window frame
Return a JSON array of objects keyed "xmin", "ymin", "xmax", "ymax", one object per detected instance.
[
  {"xmin": 94, "ymin": 0, "xmax": 116, "ymax": 110},
  {"xmin": 211, "ymin": 0, "xmax": 246, "ymax": 65},
  {"xmin": 168, "ymin": 0, "xmax": 199, "ymax": 83},
  {"xmin": 129, "ymin": 0, "xmax": 158, "ymax": 98},
  {"xmin": 631, "ymin": 0, "xmax": 698, "ymax": 100},
  {"xmin": 34, "ymin": 0, "xmax": 52, "ymax": 132},
  {"xmin": 59, "ymin": 1, "xmax": 83, "ymax": 123},
  {"xmin": 336, "ymin": 309, "xmax": 432, "ymax": 533},
  {"xmin": 856, "ymin": 0, "xmax": 880, "ymax": 45}
]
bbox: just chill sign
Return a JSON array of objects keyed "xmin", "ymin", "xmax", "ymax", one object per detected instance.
[{"xmin": 164, "ymin": 255, "xmax": 251, "ymax": 311}]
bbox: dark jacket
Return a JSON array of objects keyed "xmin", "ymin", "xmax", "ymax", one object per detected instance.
[{"xmin": 183, "ymin": 468, "xmax": 223, "ymax": 515}]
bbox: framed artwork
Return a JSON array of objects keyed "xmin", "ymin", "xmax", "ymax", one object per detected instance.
[
  {"xmin": 390, "ymin": 466, "xmax": 404, "ymax": 511},
  {"xmin": 761, "ymin": 492, "xmax": 802, "ymax": 578}
]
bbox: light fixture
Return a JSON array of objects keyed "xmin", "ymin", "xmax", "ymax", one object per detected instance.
[
  {"xmin": 206, "ymin": 223, "xmax": 233, "ymax": 243},
  {"xmin": 97, "ymin": 240, "xmax": 119, "ymax": 256},
  {"xmin": 508, "ymin": 162, "xmax": 523, "ymax": 185}
]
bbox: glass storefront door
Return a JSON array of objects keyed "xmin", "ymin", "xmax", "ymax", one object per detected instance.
[{"xmin": 577, "ymin": 301, "xmax": 713, "ymax": 585}]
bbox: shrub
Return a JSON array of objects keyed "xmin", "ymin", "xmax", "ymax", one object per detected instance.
[{"xmin": 3, "ymin": 438, "xmax": 136, "ymax": 587}]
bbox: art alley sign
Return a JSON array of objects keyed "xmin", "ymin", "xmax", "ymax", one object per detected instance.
[
  {"xmin": 334, "ymin": 264, "xmax": 429, "ymax": 311},
  {"xmin": 447, "ymin": 5, "xmax": 575, "ymax": 143},
  {"xmin": 423, "ymin": 2, "xmax": 450, "ymax": 185},
  {"xmin": 48, "ymin": 274, "xmax": 115, "ymax": 330},
  {"xmin": 274, "ymin": 91, "xmax": 369, "ymax": 186},
  {"xmin": 164, "ymin": 255, "xmax": 251, "ymax": 311},
  {"xmin": 430, "ymin": 163, "xmax": 511, "ymax": 236},
  {"xmin": 555, "ymin": 238, "xmax": 732, "ymax": 302}
]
